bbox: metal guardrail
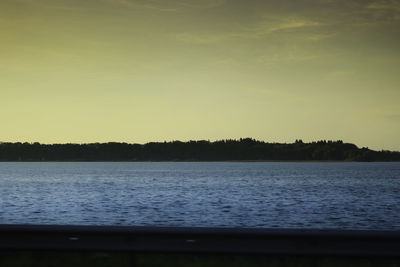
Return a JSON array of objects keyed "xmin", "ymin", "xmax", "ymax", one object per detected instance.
[{"xmin": 1, "ymin": 225, "xmax": 400, "ymax": 257}]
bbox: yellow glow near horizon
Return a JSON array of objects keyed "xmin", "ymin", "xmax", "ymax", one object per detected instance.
[{"xmin": 1, "ymin": 0, "xmax": 400, "ymax": 150}]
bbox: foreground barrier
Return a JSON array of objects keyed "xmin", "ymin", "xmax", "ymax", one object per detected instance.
[
  {"xmin": 1, "ymin": 225, "xmax": 399, "ymax": 256},
  {"xmin": 1, "ymin": 225, "xmax": 400, "ymax": 266}
]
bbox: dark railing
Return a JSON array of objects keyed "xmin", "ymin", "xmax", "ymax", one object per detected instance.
[{"xmin": 1, "ymin": 225, "xmax": 400, "ymax": 257}]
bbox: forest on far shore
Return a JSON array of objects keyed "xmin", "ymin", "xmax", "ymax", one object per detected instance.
[{"xmin": 0, "ymin": 139, "xmax": 399, "ymax": 162}]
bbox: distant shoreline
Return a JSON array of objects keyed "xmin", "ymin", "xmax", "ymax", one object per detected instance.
[{"xmin": 1, "ymin": 139, "xmax": 399, "ymax": 162}]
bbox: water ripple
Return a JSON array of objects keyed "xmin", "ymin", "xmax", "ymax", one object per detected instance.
[{"xmin": 0, "ymin": 162, "xmax": 399, "ymax": 230}]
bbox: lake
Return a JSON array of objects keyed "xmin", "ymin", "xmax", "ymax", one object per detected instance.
[{"xmin": 0, "ymin": 162, "xmax": 399, "ymax": 230}]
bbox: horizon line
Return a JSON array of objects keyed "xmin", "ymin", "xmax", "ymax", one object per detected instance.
[{"xmin": 1, "ymin": 138, "xmax": 398, "ymax": 152}]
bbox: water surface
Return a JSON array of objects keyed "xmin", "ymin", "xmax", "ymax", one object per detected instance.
[{"xmin": 0, "ymin": 162, "xmax": 399, "ymax": 230}]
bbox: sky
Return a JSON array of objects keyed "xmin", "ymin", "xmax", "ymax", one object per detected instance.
[{"xmin": 1, "ymin": 0, "xmax": 400, "ymax": 150}]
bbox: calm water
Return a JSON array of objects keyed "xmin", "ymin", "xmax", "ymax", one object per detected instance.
[{"xmin": 0, "ymin": 162, "xmax": 399, "ymax": 230}]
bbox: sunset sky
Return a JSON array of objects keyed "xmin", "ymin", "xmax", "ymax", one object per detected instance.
[{"xmin": 1, "ymin": 0, "xmax": 399, "ymax": 150}]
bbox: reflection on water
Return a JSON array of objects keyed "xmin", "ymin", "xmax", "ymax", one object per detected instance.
[{"xmin": 0, "ymin": 162, "xmax": 399, "ymax": 230}]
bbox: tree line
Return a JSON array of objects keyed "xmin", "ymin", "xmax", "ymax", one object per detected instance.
[{"xmin": 0, "ymin": 139, "xmax": 399, "ymax": 161}]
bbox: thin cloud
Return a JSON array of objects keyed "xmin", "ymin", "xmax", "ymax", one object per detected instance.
[
  {"xmin": 306, "ymin": 33, "xmax": 337, "ymax": 41},
  {"xmin": 367, "ymin": 0, "xmax": 400, "ymax": 11},
  {"xmin": 366, "ymin": 0, "xmax": 400, "ymax": 21},
  {"xmin": 325, "ymin": 70, "xmax": 355, "ymax": 79},
  {"xmin": 9, "ymin": 0, "xmax": 99, "ymax": 10},
  {"xmin": 268, "ymin": 20, "xmax": 321, "ymax": 33},
  {"xmin": 176, "ymin": 32, "xmax": 230, "ymax": 44},
  {"xmin": 102, "ymin": 0, "xmax": 227, "ymax": 12},
  {"xmin": 176, "ymin": 18, "xmax": 324, "ymax": 45}
]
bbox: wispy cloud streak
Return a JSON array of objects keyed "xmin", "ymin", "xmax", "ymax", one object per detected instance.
[{"xmin": 101, "ymin": 0, "xmax": 227, "ymax": 11}]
